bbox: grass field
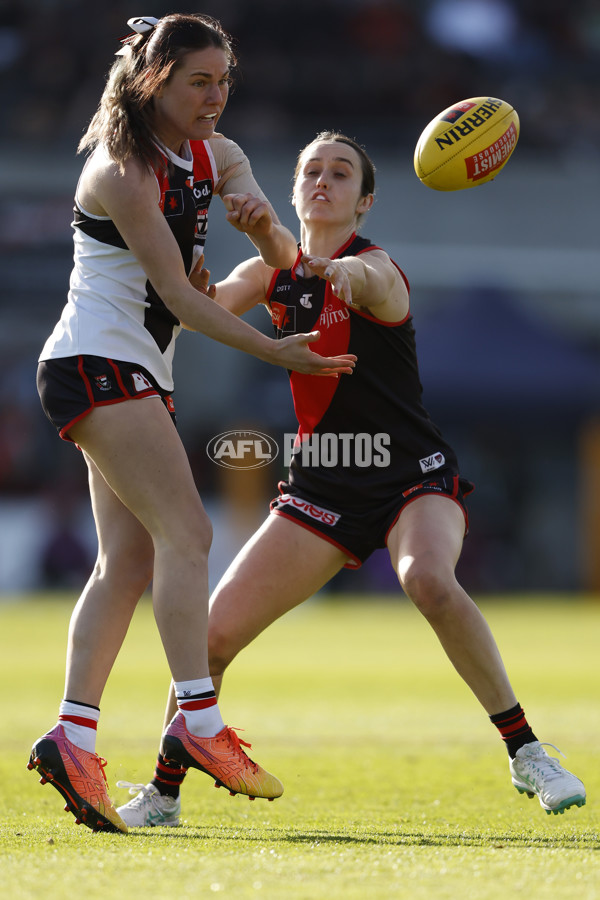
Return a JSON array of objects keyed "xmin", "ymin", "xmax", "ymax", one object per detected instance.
[{"xmin": 1, "ymin": 593, "xmax": 599, "ymax": 899}]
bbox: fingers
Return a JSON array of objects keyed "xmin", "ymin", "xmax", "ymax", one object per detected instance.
[
  {"xmin": 278, "ymin": 333, "xmax": 357, "ymax": 375},
  {"xmin": 223, "ymin": 192, "xmax": 272, "ymax": 232},
  {"xmin": 189, "ymin": 254, "xmax": 214, "ymax": 297},
  {"xmin": 302, "ymin": 256, "xmax": 352, "ymax": 305}
]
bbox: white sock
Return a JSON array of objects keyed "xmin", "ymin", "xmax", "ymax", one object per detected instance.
[
  {"xmin": 174, "ymin": 677, "xmax": 225, "ymax": 738},
  {"xmin": 58, "ymin": 699, "xmax": 100, "ymax": 753}
]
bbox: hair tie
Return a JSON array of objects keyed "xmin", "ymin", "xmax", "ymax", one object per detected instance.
[
  {"xmin": 127, "ymin": 16, "xmax": 160, "ymax": 35},
  {"xmin": 116, "ymin": 16, "xmax": 159, "ymax": 56}
]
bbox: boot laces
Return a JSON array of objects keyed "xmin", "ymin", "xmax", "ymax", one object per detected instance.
[{"xmin": 222, "ymin": 727, "xmax": 259, "ymax": 773}]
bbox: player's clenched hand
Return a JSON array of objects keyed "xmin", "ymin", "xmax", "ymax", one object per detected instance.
[
  {"xmin": 189, "ymin": 254, "xmax": 216, "ymax": 299},
  {"xmin": 223, "ymin": 192, "xmax": 274, "ymax": 237},
  {"xmin": 302, "ymin": 256, "xmax": 353, "ymax": 306},
  {"xmin": 271, "ymin": 331, "xmax": 356, "ymax": 377}
]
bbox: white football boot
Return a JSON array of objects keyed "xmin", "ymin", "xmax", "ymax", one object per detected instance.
[
  {"xmin": 509, "ymin": 741, "xmax": 586, "ymax": 815},
  {"xmin": 116, "ymin": 782, "xmax": 181, "ymax": 827}
]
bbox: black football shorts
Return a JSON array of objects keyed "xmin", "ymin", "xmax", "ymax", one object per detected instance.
[
  {"xmin": 37, "ymin": 355, "xmax": 176, "ymax": 441},
  {"xmin": 270, "ymin": 471, "xmax": 474, "ymax": 567}
]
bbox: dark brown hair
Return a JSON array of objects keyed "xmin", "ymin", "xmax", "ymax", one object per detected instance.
[{"xmin": 78, "ymin": 14, "xmax": 236, "ymax": 172}]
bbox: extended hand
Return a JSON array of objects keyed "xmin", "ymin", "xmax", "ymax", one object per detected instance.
[
  {"xmin": 302, "ymin": 256, "xmax": 353, "ymax": 305},
  {"xmin": 274, "ymin": 331, "xmax": 356, "ymax": 376}
]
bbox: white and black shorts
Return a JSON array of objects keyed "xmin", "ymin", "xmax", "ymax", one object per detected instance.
[{"xmin": 37, "ymin": 355, "xmax": 176, "ymax": 441}]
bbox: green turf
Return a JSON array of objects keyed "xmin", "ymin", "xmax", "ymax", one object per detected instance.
[{"xmin": 2, "ymin": 594, "xmax": 599, "ymax": 899}]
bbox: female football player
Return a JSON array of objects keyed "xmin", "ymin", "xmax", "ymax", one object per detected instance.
[
  {"xmin": 117, "ymin": 131, "xmax": 585, "ymax": 827},
  {"xmin": 28, "ymin": 17, "xmax": 356, "ymax": 834}
]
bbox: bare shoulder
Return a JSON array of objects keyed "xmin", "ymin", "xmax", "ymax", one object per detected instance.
[{"xmin": 78, "ymin": 147, "xmax": 158, "ymax": 217}]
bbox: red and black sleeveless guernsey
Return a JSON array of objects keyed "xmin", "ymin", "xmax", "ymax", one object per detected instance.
[
  {"xmin": 39, "ymin": 139, "xmax": 217, "ymax": 392},
  {"xmin": 267, "ymin": 234, "xmax": 461, "ymax": 509}
]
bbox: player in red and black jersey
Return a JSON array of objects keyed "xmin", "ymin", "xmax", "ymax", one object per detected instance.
[{"xmin": 120, "ymin": 131, "xmax": 585, "ymax": 826}]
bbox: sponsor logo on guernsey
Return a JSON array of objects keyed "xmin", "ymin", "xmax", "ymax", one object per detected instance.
[
  {"xmin": 299, "ymin": 292, "xmax": 313, "ymax": 308},
  {"xmin": 131, "ymin": 371, "xmax": 153, "ymax": 392},
  {"xmin": 271, "ymin": 301, "xmax": 296, "ymax": 333},
  {"xmin": 319, "ymin": 303, "xmax": 350, "ymax": 328},
  {"xmin": 277, "ymin": 493, "xmax": 340, "ymax": 527},
  {"xmin": 206, "ymin": 430, "xmax": 279, "ymax": 469},
  {"xmin": 419, "ymin": 451, "xmax": 445, "ymax": 474},
  {"xmin": 192, "ymin": 179, "xmax": 212, "ymax": 203}
]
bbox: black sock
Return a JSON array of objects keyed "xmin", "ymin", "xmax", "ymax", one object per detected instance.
[
  {"xmin": 151, "ymin": 753, "xmax": 187, "ymax": 798},
  {"xmin": 490, "ymin": 702, "xmax": 538, "ymax": 759}
]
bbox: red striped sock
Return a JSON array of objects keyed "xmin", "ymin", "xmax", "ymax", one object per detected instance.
[
  {"xmin": 174, "ymin": 677, "xmax": 224, "ymax": 738},
  {"xmin": 152, "ymin": 753, "xmax": 187, "ymax": 798},
  {"xmin": 58, "ymin": 698, "xmax": 100, "ymax": 753},
  {"xmin": 490, "ymin": 703, "xmax": 537, "ymax": 758}
]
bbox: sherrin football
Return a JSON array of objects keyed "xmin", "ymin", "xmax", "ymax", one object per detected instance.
[{"xmin": 414, "ymin": 96, "xmax": 519, "ymax": 191}]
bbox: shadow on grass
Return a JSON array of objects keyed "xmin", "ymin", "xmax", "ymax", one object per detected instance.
[{"xmin": 124, "ymin": 824, "xmax": 600, "ymax": 850}]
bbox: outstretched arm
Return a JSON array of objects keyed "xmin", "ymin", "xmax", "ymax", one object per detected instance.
[
  {"xmin": 190, "ymin": 255, "xmax": 357, "ymax": 378},
  {"xmin": 92, "ymin": 156, "xmax": 354, "ymax": 376},
  {"xmin": 303, "ymin": 249, "xmax": 409, "ymax": 323}
]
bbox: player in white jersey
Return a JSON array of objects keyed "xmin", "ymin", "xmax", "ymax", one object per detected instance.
[{"xmin": 28, "ymin": 14, "xmax": 356, "ymax": 835}]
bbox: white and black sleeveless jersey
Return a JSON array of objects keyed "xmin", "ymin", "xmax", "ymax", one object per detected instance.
[{"xmin": 39, "ymin": 136, "xmax": 261, "ymax": 392}]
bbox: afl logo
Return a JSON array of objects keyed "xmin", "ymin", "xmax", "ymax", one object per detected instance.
[{"xmin": 206, "ymin": 430, "xmax": 279, "ymax": 469}]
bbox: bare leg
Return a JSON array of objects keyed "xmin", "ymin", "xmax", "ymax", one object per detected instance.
[
  {"xmin": 387, "ymin": 494, "xmax": 517, "ymax": 715},
  {"xmin": 67, "ymin": 398, "xmax": 213, "ymax": 702},
  {"xmin": 64, "ymin": 455, "xmax": 154, "ymax": 704},
  {"xmin": 207, "ymin": 515, "xmax": 348, "ymax": 693},
  {"xmin": 158, "ymin": 514, "xmax": 349, "ymax": 729}
]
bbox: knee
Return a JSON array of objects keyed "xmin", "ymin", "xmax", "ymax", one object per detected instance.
[
  {"xmin": 186, "ymin": 503, "xmax": 213, "ymax": 555},
  {"xmin": 156, "ymin": 505, "xmax": 213, "ymax": 566},
  {"xmin": 398, "ymin": 557, "xmax": 456, "ymax": 619},
  {"xmin": 93, "ymin": 542, "xmax": 154, "ymax": 601}
]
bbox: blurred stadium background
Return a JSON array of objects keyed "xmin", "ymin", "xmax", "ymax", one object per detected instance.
[{"xmin": 0, "ymin": 0, "xmax": 599, "ymax": 595}]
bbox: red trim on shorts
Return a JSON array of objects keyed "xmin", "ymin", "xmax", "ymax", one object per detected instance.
[
  {"xmin": 77, "ymin": 355, "xmax": 94, "ymax": 404},
  {"xmin": 58, "ymin": 397, "xmax": 155, "ymax": 441},
  {"xmin": 58, "ymin": 357, "xmax": 162, "ymax": 441},
  {"xmin": 107, "ymin": 358, "xmax": 132, "ymax": 396},
  {"xmin": 270, "ymin": 507, "xmax": 362, "ymax": 568}
]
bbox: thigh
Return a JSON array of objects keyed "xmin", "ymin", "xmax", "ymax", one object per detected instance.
[
  {"xmin": 209, "ymin": 514, "xmax": 348, "ymax": 659},
  {"xmin": 70, "ymin": 397, "xmax": 206, "ymax": 541},
  {"xmin": 387, "ymin": 494, "xmax": 466, "ymax": 581}
]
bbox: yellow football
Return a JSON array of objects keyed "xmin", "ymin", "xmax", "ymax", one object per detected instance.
[{"xmin": 414, "ymin": 96, "xmax": 519, "ymax": 191}]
